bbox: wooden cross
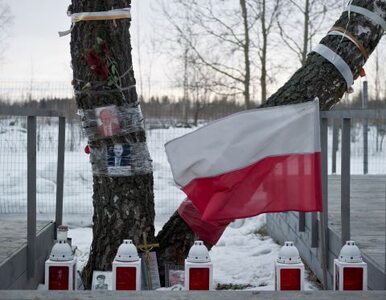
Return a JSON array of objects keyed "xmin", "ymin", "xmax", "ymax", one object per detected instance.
[{"xmin": 138, "ymin": 232, "xmax": 159, "ymax": 290}]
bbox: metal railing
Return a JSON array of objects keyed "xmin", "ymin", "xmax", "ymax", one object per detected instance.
[
  {"xmin": 317, "ymin": 109, "xmax": 385, "ymax": 288},
  {"xmin": 0, "ymin": 107, "xmax": 65, "ymax": 278}
]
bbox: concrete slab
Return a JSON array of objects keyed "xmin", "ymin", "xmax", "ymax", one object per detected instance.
[{"xmin": 0, "ymin": 291, "xmax": 385, "ymax": 300}]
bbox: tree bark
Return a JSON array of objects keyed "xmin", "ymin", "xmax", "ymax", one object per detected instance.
[
  {"xmin": 262, "ymin": 0, "xmax": 385, "ymax": 110},
  {"xmin": 70, "ymin": 0, "xmax": 155, "ymax": 289},
  {"xmin": 156, "ymin": 0, "xmax": 386, "ymax": 273}
]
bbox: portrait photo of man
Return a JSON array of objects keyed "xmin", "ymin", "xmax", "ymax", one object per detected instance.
[
  {"xmin": 91, "ymin": 272, "xmax": 112, "ymax": 290},
  {"xmin": 106, "ymin": 143, "xmax": 132, "ymax": 176},
  {"xmin": 95, "ymin": 105, "xmax": 121, "ymax": 138},
  {"xmin": 107, "ymin": 143, "xmax": 130, "ymax": 167},
  {"xmin": 95, "ymin": 274, "xmax": 108, "ymax": 290}
]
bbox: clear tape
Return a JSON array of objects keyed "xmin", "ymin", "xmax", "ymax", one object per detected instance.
[
  {"xmin": 312, "ymin": 44, "xmax": 354, "ymax": 88},
  {"xmin": 79, "ymin": 104, "xmax": 144, "ymax": 141},
  {"xmin": 59, "ymin": 7, "xmax": 131, "ymax": 37},
  {"xmin": 346, "ymin": 5, "xmax": 386, "ymax": 31},
  {"xmin": 90, "ymin": 142, "xmax": 152, "ymax": 176}
]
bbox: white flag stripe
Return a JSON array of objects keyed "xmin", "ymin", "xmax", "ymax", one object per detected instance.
[{"xmin": 166, "ymin": 100, "xmax": 320, "ymax": 187}]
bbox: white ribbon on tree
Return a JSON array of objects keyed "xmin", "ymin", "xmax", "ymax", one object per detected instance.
[
  {"xmin": 346, "ymin": 5, "xmax": 386, "ymax": 31},
  {"xmin": 59, "ymin": 7, "xmax": 131, "ymax": 37},
  {"xmin": 312, "ymin": 44, "xmax": 354, "ymax": 88}
]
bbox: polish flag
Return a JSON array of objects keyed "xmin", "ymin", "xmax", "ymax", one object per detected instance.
[{"xmin": 166, "ymin": 100, "xmax": 322, "ymax": 242}]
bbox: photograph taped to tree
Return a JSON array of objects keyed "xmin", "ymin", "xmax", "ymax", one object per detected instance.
[
  {"xmin": 95, "ymin": 105, "xmax": 121, "ymax": 138},
  {"xmin": 79, "ymin": 104, "xmax": 145, "ymax": 141},
  {"xmin": 107, "ymin": 143, "xmax": 132, "ymax": 175},
  {"xmin": 91, "ymin": 271, "xmax": 112, "ymax": 290},
  {"xmin": 90, "ymin": 142, "xmax": 152, "ymax": 177}
]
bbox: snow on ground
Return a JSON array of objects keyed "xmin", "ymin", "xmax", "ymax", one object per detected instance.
[{"xmin": 69, "ymin": 215, "xmax": 319, "ymax": 290}]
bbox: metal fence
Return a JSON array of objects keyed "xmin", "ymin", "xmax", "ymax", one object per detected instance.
[
  {"xmin": 267, "ymin": 109, "xmax": 386, "ymax": 290},
  {"xmin": 1, "ymin": 107, "xmax": 386, "ymax": 229}
]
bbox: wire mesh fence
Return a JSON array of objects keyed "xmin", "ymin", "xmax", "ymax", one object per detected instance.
[
  {"xmin": 327, "ymin": 118, "xmax": 386, "ymax": 174},
  {"xmin": 0, "ymin": 80, "xmax": 385, "ymax": 227},
  {"xmin": 1, "ymin": 114, "xmax": 385, "ymax": 226}
]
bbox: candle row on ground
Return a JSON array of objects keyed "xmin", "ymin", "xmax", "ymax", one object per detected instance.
[{"xmin": 44, "ymin": 227, "xmax": 368, "ymax": 291}]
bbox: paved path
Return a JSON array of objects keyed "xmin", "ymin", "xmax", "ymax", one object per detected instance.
[
  {"xmin": 0, "ymin": 220, "xmax": 51, "ymax": 263},
  {"xmin": 328, "ymin": 175, "xmax": 385, "ymax": 271}
]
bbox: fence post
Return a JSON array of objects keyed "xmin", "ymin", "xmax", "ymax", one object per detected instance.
[
  {"xmin": 311, "ymin": 212, "xmax": 318, "ymax": 248},
  {"xmin": 341, "ymin": 118, "xmax": 351, "ymax": 245},
  {"xmin": 320, "ymin": 117, "xmax": 329, "ymax": 289},
  {"xmin": 27, "ymin": 116, "xmax": 37, "ymax": 278},
  {"xmin": 332, "ymin": 120, "xmax": 339, "ymax": 174},
  {"xmin": 55, "ymin": 117, "xmax": 66, "ymax": 230},
  {"xmin": 298, "ymin": 212, "xmax": 305, "ymax": 232},
  {"xmin": 362, "ymin": 80, "xmax": 369, "ymax": 174}
]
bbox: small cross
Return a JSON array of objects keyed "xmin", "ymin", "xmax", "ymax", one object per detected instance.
[
  {"xmin": 138, "ymin": 232, "xmax": 159, "ymax": 253},
  {"xmin": 138, "ymin": 232, "xmax": 159, "ymax": 290}
]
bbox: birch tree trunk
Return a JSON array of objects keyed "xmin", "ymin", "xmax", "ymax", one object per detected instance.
[
  {"xmin": 156, "ymin": 0, "xmax": 386, "ymax": 272},
  {"xmin": 70, "ymin": 0, "xmax": 155, "ymax": 289},
  {"xmin": 262, "ymin": 0, "xmax": 385, "ymax": 109}
]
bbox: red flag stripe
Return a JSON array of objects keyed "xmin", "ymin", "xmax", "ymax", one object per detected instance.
[{"xmin": 183, "ymin": 152, "xmax": 323, "ymax": 223}]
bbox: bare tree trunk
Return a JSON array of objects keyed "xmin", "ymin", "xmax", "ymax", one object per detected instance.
[
  {"xmin": 260, "ymin": 0, "xmax": 268, "ymax": 103},
  {"xmin": 240, "ymin": 0, "xmax": 251, "ymax": 108},
  {"xmin": 156, "ymin": 0, "xmax": 386, "ymax": 273},
  {"xmin": 70, "ymin": 0, "xmax": 155, "ymax": 289},
  {"xmin": 262, "ymin": 0, "xmax": 385, "ymax": 110},
  {"xmin": 0, "ymin": 0, "xmax": 13, "ymax": 61},
  {"xmin": 301, "ymin": 0, "xmax": 310, "ymax": 66},
  {"xmin": 183, "ymin": 46, "xmax": 189, "ymax": 123}
]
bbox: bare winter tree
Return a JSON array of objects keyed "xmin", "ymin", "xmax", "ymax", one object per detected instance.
[
  {"xmin": 159, "ymin": 0, "xmax": 264, "ymax": 109},
  {"xmin": 253, "ymin": 0, "xmax": 281, "ymax": 103},
  {"xmin": 277, "ymin": 0, "xmax": 340, "ymax": 66},
  {"xmin": 70, "ymin": 0, "xmax": 385, "ymax": 289},
  {"xmin": 0, "ymin": 0, "xmax": 13, "ymax": 61}
]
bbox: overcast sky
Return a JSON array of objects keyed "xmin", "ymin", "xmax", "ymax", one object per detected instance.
[
  {"xmin": 0, "ymin": 0, "xmax": 384, "ymax": 100},
  {"xmin": 0, "ymin": 0, "xmax": 160, "ymax": 84}
]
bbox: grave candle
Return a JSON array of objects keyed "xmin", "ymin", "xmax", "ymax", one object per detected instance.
[
  {"xmin": 184, "ymin": 241, "xmax": 213, "ymax": 290},
  {"xmin": 275, "ymin": 241, "xmax": 304, "ymax": 291},
  {"xmin": 333, "ymin": 241, "xmax": 367, "ymax": 291},
  {"xmin": 45, "ymin": 226, "xmax": 77, "ymax": 290},
  {"xmin": 112, "ymin": 240, "xmax": 141, "ymax": 291}
]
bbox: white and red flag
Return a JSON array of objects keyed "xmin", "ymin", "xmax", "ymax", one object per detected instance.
[{"xmin": 166, "ymin": 100, "xmax": 322, "ymax": 244}]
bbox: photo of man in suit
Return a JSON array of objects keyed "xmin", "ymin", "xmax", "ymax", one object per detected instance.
[
  {"xmin": 95, "ymin": 106, "xmax": 121, "ymax": 137},
  {"xmin": 106, "ymin": 143, "xmax": 132, "ymax": 176},
  {"xmin": 107, "ymin": 143, "xmax": 130, "ymax": 167}
]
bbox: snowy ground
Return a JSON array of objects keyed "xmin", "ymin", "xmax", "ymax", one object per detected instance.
[{"xmin": 69, "ymin": 215, "xmax": 319, "ymax": 290}]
